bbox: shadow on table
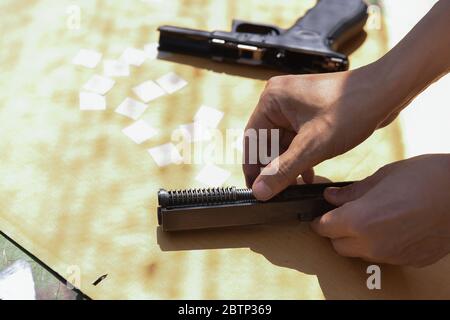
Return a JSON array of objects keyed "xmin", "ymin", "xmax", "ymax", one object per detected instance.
[{"xmin": 156, "ymin": 221, "xmax": 409, "ymax": 299}]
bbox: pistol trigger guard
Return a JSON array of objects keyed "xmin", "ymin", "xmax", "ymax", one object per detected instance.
[{"xmin": 231, "ymin": 19, "xmax": 281, "ymax": 35}]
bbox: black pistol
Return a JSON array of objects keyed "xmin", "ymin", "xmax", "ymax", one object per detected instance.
[
  {"xmin": 158, "ymin": 0, "xmax": 368, "ymax": 74},
  {"xmin": 157, "ymin": 182, "xmax": 352, "ymax": 232}
]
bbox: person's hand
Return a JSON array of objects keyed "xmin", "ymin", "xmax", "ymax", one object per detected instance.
[
  {"xmin": 311, "ymin": 154, "xmax": 450, "ymax": 267},
  {"xmin": 244, "ymin": 63, "xmax": 404, "ymax": 200}
]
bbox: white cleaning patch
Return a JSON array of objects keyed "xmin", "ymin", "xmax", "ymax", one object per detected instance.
[
  {"xmin": 120, "ymin": 47, "xmax": 147, "ymax": 66},
  {"xmin": 148, "ymin": 143, "xmax": 183, "ymax": 167},
  {"xmin": 194, "ymin": 105, "xmax": 224, "ymax": 128},
  {"xmin": 144, "ymin": 43, "xmax": 159, "ymax": 60},
  {"xmin": 176, "ymin": 123, "xmax": 212, "ymax": 143},
  {"xmin": 195, "ymin": 164, "xmax": 231, "ymax": 186},
  {"xmin": 79, "ymin": 91, "xmax": 106, "ymax": 110},
  {"xmin": 115, "ymin": 98, "xmax": 149, "ymax": 120},
  {"xmin": 122, "ymin": 120, "xmax": 158, "ymax": 144},
  {"xmin": 144, "ymin": 42, "xmax": 172, "ymax": 59},
  {"xmin": 156, "ymin": 72, "xmax": 188, "ymax": 94},
  {"xmin": 82, "ymin": 74, "xmax": 115, "ymax": 95},
  {"xmin": 133, "ymin": 80, "xmax": 166, "ymax": 103},
  {"xmin": 103, "ymin": 59, "xmax": 130, "ymax": 77},
  {"xmin": 0, "ymin": 260, "xmax": 36, "ymax": 300},
  {"xmin": 72, "ymin": 49, "xmax": 102, "ymax": 68}
]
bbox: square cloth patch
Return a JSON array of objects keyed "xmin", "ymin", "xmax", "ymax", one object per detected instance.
[
  {"xmin": 120, "ymin": 48, "xmax": 147, "ymax": 66},
  {"xmin": 79, "ymin": 92, "xmax": 106, "ymax": 110},
  {"xmin": 103, "ymin": 59, "xmax": 130, "ymax": 77},
  {"xmin": 133, "ymin": 80, "xmax": 166, "ymax": 103},
  {"xmin": 82, "ymin": 75, "xmax": 115, "ymax": 95},
  {"xmin": 156, "ymin": 72, "xmax": 188, "ymax": 94},
  {"xmin": 195, "ymin": 164, "xmax": 231, "ymax": 186},
  {"xmin": 115, "ymin": 98, "xmax": 149, "ymax": 120},
  {"xmin": 122, "ymin": 120, "xmax": 158, "ymax": 144},
  {"xmin": 144, "ymin": 42, "xmax": 172, "ymax": 59},
  {"xmin": 194, "ymin": 105, "xmax": 224, "ymax": 129},
  {"xmin": 72, "ymin": 49, "xmax": 102, "ymax": 68},
  {"xmin": 144, "ymin": 43, "xmax": 159, "ymax": 60},
  {"xmin": 148, "ymin": 143, "xmax": 183, "ymax": 167}
]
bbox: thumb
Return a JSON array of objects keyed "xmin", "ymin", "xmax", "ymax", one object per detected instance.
[{"xmin": 252, "ymin": 135, "xmax": 315, "ymax": 201}]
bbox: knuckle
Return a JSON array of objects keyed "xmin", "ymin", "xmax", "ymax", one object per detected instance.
[
  {"xmin": 274, "ymin": 160, "xmax": 295, "ymax": 183},
  {"xmin": 259, "ymin": 87, "xmax": 278, "ymax": 110},
  {"xmin": 266, "ymin": 76, "xmax": 287, "ymax": 89},
  {"xmin": 260, "ymin": 76, "xmax": 296, "ymax": 115},
  {"xmin": 263, "ymin": 76, "xmax": 290, "ymax": 99}
]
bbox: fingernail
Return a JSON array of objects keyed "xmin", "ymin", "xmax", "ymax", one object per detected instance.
[
  {"xmin": 325, "ymin": 187, "xmax": 340, "ymax": 197},
  {"xmin": 252, "ymin": 180, "xmax": 273, "ymax": 201}
]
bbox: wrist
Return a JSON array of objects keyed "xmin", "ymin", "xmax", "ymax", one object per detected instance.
[
  {"xmin": 376, "ymin": 50, "xmax": 429, "ymax": 109},
  {"xmin": 350, "ymin": 61, "xmax": 404, "ymax": 126},
  {"xmin": 363, "ymin": 49, "xmax": 438, "ymax": 130},
  {"xmin": 372, "ymin": 1, "xmax": 450, "ymax": 118}
]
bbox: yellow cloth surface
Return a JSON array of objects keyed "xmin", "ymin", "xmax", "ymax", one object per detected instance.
[{"xmin": 0, "ymin": 0, "xmax": 449, "ymax": 299}]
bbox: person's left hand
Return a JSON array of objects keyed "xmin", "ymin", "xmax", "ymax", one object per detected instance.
[{"xmin": 311, "ymin": 154, "xmax": 450, "ymax": 267}]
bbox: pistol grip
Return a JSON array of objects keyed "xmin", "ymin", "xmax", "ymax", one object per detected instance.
[{"xmin": 287, "ymin": 0, "xmax": 368, "ymax": 51}]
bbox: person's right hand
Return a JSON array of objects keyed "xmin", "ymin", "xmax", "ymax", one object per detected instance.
[
  {"xmin": 311, "ymin": 154, "xmax": 450, "ymax": 267},
  {"xmin": 244, "ymin": 62, "xmax": 405, "ymax": 201}
]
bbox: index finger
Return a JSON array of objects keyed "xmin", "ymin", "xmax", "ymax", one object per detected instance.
[{"xmin": 242, "ymin": 100, "xmax": 277, "ymax": 187}]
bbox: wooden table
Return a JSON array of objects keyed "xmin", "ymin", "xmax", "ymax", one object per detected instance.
[{"xmin": 0, "ymin": 0, "xmax": 449, "ymax": 299}]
